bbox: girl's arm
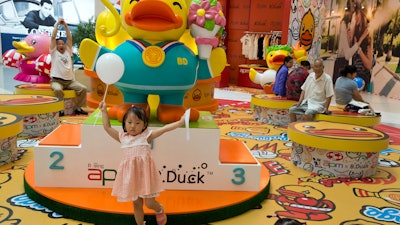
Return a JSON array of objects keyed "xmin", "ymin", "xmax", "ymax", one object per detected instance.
[
  {"xmin": 352, "ymin": 89, "xmax": 367, "ymax": 103},
  {"xmin": 99, "ymin": 101, "xmax": 120, "ymax": 142},
  {"xmin": 339, "ymin": 22, "xmax": 358, "ymax": 60},
  {"xmin": 148, "ymin": 115, "xmax": 185, "ymax": 142},
  {"xmin": 357, "ymin": 38, "xmax": 373, "ymax": 70}
]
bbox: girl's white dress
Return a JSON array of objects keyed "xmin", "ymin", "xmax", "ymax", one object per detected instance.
[{"xmin": 112, "ymin": 128, "xmax": 163, "ymax": 202}]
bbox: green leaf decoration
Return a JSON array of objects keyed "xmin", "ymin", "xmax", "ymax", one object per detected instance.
[
  {"xmin": 265, "ymin": 45, "xmax": 293, "ymax": 55},
  {"xmin": 204, "ymin": 19, "xmax": 215, "ymax": 31},
  {"xmin": 210, "ymin": 0, "xmax": 218, "ymax": 6}
]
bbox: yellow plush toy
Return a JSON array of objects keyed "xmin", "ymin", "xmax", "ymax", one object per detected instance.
[
  {"xmin": 79, "ymin": 0, "xmax": 227, "ymax": 123},
  {"xmin": 249, "ymin": 45, "xmax": 293, "ymax": 94}
]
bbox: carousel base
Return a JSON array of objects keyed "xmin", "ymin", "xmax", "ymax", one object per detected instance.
[{"xmin": 24, "ymin": 163, "xmax": 270, "ymax": 225}]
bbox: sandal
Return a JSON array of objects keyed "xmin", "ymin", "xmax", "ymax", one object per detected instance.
[{"xmin": 156, "ymin": 206, "xmax": 167, "ymax": 225}]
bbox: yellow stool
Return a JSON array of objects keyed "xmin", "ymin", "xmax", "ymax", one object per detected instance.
[
  {"xmin": 0, "ymin": 94, "xmax": 63, "ymax": 138},
  {"xmin": 251, "ymin": 94, "xmax": 297, "ymax": 126},
  {"xmin": 288, "ymin": 121, "xmax": 389, "ymax": 178},
  {"xmin": 315, "ymin": 106, "xmax": 381, "ymax": 127},
  {"xmin": 15, "ymin": 84, "xmax": 76, "ymax": 115},
  {"xmin": 0, "ymin": 112, "xmax": 23, "ymax": 166}
]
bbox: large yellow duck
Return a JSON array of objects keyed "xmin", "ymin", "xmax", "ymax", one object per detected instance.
[
  {"xmin": 79, "ymin": 0, "xmax": 226, "ymax": 123},
  {"xmin": 249, "ymin": 45, "xmax": 293, "ymax": 94},
  {"xmin": 249, "ymin": 43, "xmax": 307, "ymax": 94}
]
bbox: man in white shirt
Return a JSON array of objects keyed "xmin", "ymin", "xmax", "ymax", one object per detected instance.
[
  {"xmin": 50, "ymin": 18, "xmax": 88, "ymax": 116},
  {"xmin": 289, "ymin": 59, "xmax": 334, "ymax": 122}
]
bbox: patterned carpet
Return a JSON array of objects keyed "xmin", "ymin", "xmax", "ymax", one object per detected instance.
[{"xmin": 1, "ymin": 90, "xmax": 400, "ymax": 225}]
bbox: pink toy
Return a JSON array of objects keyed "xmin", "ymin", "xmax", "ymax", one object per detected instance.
[
  {"xmin": 2, "ymin": 33, "xmax": 51, "ymax": 83},
  {"xmin": 2, "ymin": 50, "xmax": 23, "ymax": 68},
  {"xmin": 35, "ymin": 53, "xmax": 52, "ymax": 75}
]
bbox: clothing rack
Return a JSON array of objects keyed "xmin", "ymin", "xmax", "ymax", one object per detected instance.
[
  {"xmin": 244, "ymin": 31, "xmax": 282, "ymax": 35},
  {"xmin": 240, "ymin": 31, "xmax": 282, "ymax": 61}
]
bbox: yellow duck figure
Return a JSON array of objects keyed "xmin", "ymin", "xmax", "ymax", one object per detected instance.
[
  {"xmin": 249, "ymin": 45, "xmax": 293, "ymax": 94},
  {"xmin": 79, "ymin": 0, "xmax": 226, "ymax": 123}
]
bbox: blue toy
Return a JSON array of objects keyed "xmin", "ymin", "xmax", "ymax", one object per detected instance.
[{"xmin": 354, "ymin": 77, "xmax": 365, "ymax": 90}]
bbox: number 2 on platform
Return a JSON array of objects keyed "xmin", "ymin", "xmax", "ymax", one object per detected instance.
[{"xmin": 49, "ymin": 151, "xmax": 64, "ymax": 170}]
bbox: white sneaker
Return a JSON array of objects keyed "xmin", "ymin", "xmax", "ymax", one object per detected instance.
[{"xmin": 358, "ymin": 109, "xmax": 371, "ymax": 114}]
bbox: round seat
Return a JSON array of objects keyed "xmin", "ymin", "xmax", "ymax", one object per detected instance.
[
  {"xmin": 0, "ymin": 94, "xmax": 63, "ymax": 138},
  {"xmin": 15, "ymin": 84, "xmax": 76, "ymax": 115},
  {"xmin": 288, "ymin": 121, "xmax": 389, "ymax": 178},
  {"xmin": 15, "ymin": 83, "xmax": 76, "ymax": 98},
  {"xmin": 251, "ymin": 94, "xmax": 296, "ymax": 109},
  {"xmin": 251, "ymin": 94, "xmax": 296, "ymax": 126},
  {"xmin": 315, "ymin": 107, "xmax": 381, "ymax": 127},
  {"xmin": 0, "ymin": 112, "xmax": 23, "ymax": 166}
]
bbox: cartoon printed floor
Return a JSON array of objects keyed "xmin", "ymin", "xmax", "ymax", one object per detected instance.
[{"xmin": 1, "ymin": 88, "xmax": 400, "ymax": 225}]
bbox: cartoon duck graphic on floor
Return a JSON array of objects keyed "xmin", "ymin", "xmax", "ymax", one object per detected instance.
[{"xmin": 79, "ymin": 0, "xmax": 227, "ymax": 123}]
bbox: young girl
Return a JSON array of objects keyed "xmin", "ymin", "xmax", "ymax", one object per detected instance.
[{"xmin": 99, "ymin": 101, "xmax": 185, "ymax": 225}]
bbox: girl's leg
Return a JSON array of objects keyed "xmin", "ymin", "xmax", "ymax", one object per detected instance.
[
  {"xmin": 144, "ymin": 198, "xmax": 166, "ymax": 225},
  {"xmin": 133, "ymin": 198, "xmax": 145, "ymax": 225}
]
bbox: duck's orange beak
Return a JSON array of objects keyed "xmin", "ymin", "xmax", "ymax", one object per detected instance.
[
  {"xmin": 12, "ymin": 40, "xmax": 34, "ymax": 54},
  {"xmin": 124, "ymin": 0, "xmax": 183, "ymax": 32}
]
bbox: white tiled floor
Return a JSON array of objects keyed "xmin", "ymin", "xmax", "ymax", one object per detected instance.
[{"xmin": 2, "ymin": 64, "xmax": 400, "ymax": 128}]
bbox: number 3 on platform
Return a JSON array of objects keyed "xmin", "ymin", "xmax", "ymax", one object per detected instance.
[
  {"xmin": 49, "ymin": 151, "xmax": 64, "ymax": 170},
  {"xmin": 231, "ymin": 167, "xmax": 245, "ymax": 185}
]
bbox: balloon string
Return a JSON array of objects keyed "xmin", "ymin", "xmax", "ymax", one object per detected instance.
[
  {"xmin": 185, "ymin": 108, "xmax": 190, "ymax": 141},
  {"xmin": 102, "ymin": 84, "xmax": 109, "ymax": 102},
  {"xmin": 93, "ymin": 84, "xmax": 109, "ymax": 126}
]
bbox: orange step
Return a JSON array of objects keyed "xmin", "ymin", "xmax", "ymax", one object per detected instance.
[
  {"xmin": 219, "ymin": 139, "xmax": 257, "ymax": 164},
  {"xmin": 39, "ymin": 124, "xmax": 257, "ymax": 164},
  {"xmin": 39, "ymin": 123, "xmax": 81, "ymax": 146}
]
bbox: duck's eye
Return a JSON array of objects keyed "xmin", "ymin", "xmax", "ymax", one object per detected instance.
[{"xmin": 173, "ymin": 2, "xmax": 182, "ymax": 9}]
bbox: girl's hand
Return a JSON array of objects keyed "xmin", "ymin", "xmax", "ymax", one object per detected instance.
[
  {"xmin": 99, "ymin": 101, "xmax": 107, "ymax": 112},
  {"xmin": 180, "ymin": 114, "xmax": 186, "ymax": 125}
]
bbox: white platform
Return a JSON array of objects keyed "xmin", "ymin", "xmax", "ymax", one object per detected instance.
[{"xmin": 34, "ymin": 123, "xmax": 261, "ymax": 191}]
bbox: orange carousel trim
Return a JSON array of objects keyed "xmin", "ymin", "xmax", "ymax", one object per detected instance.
[{"xmin": 24, "ymin": 162, "xmax": 270, "ymax": 225}]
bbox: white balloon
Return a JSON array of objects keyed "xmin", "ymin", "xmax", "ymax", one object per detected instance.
[{"xmin": 95, "ymin": 53, "xmax": 124, "ymax": 84}]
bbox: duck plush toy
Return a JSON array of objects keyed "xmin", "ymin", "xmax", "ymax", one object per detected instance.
[
  {"xmin": 2, "ymin": 33, "xmax": 51, "ymax": 83},
  {"xmin": 79, "ymin": 0, "xmax": 227, "ymax": 123},
  {"xmin": 249, "ymin": 43, "xmax": 307, "ymax": 94},
  {"xmin": 249, "ymin": 45, "xmax": 293, "ymax": 94}
]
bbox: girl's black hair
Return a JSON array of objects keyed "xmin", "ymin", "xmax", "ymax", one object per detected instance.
[
  {"xmin": 340, "ymin": 65, "xmax": 357, "ymax": 76},
  {"xmin": 122, "ymin": 106, "xmax": 148, "ymax": 132},
  {"xmin": 277, "ymin": 55, "xmax": 294, "ymax": 72}
]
